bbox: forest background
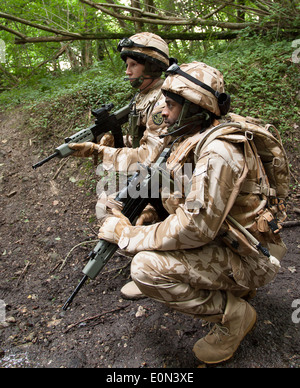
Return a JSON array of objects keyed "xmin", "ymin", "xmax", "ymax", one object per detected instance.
[{"xmin": 0, "ymin": 0, "xmax": 299, "ymax": 136}]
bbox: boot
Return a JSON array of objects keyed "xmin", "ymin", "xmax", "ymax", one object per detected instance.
[
  {"xmin": 193, "ymin": 292, "xmax": 257, "ymax": 364},
  {"xmin": 232, "ymin": 288, "xmax": 257, "ymax": 301},
  {"xmin": 120, "ymin": 281, "xmax": 146, "ymax": 300}
]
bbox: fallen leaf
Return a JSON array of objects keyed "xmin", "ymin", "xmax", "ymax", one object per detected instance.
[
  {"xmin": 264, "ymin": 320, "xmax": 274, "ymax": 325},
  {"xmin": 135, "ymin": 306, "xmax": 146, "ymax": 318},
  {"xmin": 47, "ymin": 319, "xmax": 62, "ymax": 328}
]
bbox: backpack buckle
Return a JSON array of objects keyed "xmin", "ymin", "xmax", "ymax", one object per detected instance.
[{"xmin": 245, "ymin": 131, "xmax": 254, "ymax": 141}]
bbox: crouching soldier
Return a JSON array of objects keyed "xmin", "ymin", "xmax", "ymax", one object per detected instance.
[{"xmin": 98, "ymin": 62, "xmax": 289, "ymax": 364}]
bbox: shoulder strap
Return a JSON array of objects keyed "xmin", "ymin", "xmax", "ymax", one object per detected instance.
[
  {"xmin": 194, "ymin": 117, "xmax": 290, "ymax": 201},
  {"xmin": 194, "ymin": 120, "xmax": 249, "ymax": 165}
]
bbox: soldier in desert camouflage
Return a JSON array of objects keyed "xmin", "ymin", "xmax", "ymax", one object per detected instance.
[
  {"xmin": 69, "ymin": 32, "xmax": 173, "ymax": 173},
  {"xmin": 97, "ymin": 62, "xmax": 288, "ymax": 364},
  {"xmin": 69, "ymin": 32, "xmax": 175, "ymax": 298}
]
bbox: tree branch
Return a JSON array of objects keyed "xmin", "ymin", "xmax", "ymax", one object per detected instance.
[
  {"xmin": 0, "ymin": 11, "xmax": 82, "ymax": 38},
  {"xmin": 0, "ymin": 23, "xmax": 26, "ymax": 38},
  {"xmin": 78, "ymin": 0, "xmax": 289, "ymax": 29},
  {"xmin": 92, "ymin": 1, "xmax": 171, "ymax": 20},
  {"xmin": 15, "ymin": 31, "xmax": 241, "ymax": 44},
  {"xmin": 203, "ymin": 1, "xmax": 235, "ymax": 20},
  {"xmin": 0, "ymin": 63, "xmax": 19, "ymax": 85},
  {"xmin": 2, "ymin": 2, "xmax": 299, "ymax": 47},
  {"xmin": 23, "ymin": 43, "xmax": 71, "ymax": 80}
]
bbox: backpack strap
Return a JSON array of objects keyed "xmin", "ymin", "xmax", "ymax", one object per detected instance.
[{"xmin": 194, "ymin": 120, "xmax": 281, "ymax": 198}]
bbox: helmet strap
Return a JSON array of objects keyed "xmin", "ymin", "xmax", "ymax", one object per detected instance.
[
  {"xmin": 124, "ymin": 61, "xmax": 161, "ymax": 89},
  {"xmin": 164, "ymin": 100, "xmax": 212, "ymax": 137}
]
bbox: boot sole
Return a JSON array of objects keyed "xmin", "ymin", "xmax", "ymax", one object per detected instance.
[
  {"xmin": 196, "ymin": 306, "xmax": 257, "ymax": 365},
  {"xmin": 120, "ymin": 293, "xmax": 147, "ymax": 300}
]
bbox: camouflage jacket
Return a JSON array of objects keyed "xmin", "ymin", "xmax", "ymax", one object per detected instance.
[
  {"xmin": 116, "ymin": 120, "xmax": 286, "ymax": 257},
  {"xmin": 101, "ymin": 79, "xmax": 170, "ymax": 173}
]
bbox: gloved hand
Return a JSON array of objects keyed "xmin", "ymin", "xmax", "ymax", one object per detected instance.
[
  {"xmin": 162, "ymin": 190, "xmax": 184, "ymax": 214},
  {"xmin": 98, "ymin": 208, "xmax": 132, "ymax": 244},
  {"xmin": 96, "ymin": 192, "xmax": 123, "ymax": 223},
  {"xmin": 99, "ymin": 133, "xmax": 115, "ymax": 147},
  {"xmin": 68, "ymin": 142, "xmax": 104, "ymax": 158},
  {"xmin": 135, "ymin": 204, "xmax": 158, "ymax": 226}
]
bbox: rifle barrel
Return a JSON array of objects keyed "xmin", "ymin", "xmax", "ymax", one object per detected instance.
[
  {"xmin": 32, "ymin": 151, "xmax": 59, "ymax": 170},
  {"xmin": 62, "ymin": 274, "xmax": 88, "ymax": 311}
]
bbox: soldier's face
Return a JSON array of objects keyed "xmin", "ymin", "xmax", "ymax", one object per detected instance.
[
  {"xmin": 125, "ymin": 57, "xmax": 153, "ymax": 90},
  {"xmin": 162, "ymin": 97, "xmax": 183, "ymax": 127},
  {"xmin": 125, "ymin": 57, "xmax": 144, "ymax": 81}
]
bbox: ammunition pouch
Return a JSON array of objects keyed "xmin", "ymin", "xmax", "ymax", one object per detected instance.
[
  {"xmin": 220, "ymin": 220, "xmax": 258, "ymax": 257},
  {"xmin": 249, "ymin": 199, "xmax": 287, "ymax": 235},
  {"xmin": 129, "ymin": 111, "xmax": 146, "ymax": 148}
]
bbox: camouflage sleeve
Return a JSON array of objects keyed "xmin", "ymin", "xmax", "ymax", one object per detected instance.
[
  {"xmin": 118, "ymin": 139, "xmax": 246, "ymax": 253},
  {"xmin": 100, "ymin": 97, "xmax": 170, "ymax": 173}
]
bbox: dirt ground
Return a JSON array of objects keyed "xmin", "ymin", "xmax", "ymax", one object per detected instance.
[{"xmin": 0, "ymin": 110, "xmax": 299, "ymax": 369}]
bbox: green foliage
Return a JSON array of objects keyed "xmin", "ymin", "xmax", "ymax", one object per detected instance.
[
  {"xmin": 0, "ymin": 62, "xmax": 132, "ymax": 109},
  {"xmin": 0, "ymin": 34, "xmax": 298, "ymax": 146},
  {"xmin": 0, "ymin": 63, "xmax": 133, "ymax": 153},
  {"xmin": 179, "ymin": 35, "xmax": 300, "ymax": 134}
]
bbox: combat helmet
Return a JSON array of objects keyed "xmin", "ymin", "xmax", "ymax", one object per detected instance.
[
  {"xmin": 162, "ymin": 61, "xmax": 231, "ymax": 118},
  {"xmin": 118, "ymin": 32, "xmax": 170, "ymax": 71}
]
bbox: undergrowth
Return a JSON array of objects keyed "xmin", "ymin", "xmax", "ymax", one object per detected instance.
[
  {"xmin": 0, "ymin": 36, "xmax": 299, "ymax": 142},
  {"xmin": 184, "ymin": 36, "xmax": 300, "ymax": 135}
]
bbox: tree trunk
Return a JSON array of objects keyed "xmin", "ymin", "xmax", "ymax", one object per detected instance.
[
  {"xmin": 64, "ymin": 45, "xmax": 80, "ymax": 69},
  {"xmin": 81, "ymin": 41, "xmax": 93, "ymax": 68},
  {"xmin": 236, "ymin": 0, "xmax": 246, "ymax": 22},
  {"xmin": 81, "ymin": 6, "xmax": 93, "ymax": 68},
  {"xmin": 131, "ymin": 0, "xmax": 144, "ymax": 32}
]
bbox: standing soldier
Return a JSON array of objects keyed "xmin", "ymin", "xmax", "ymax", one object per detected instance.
[{"xmin": 97, "ymin": 62, "xmax": 289, "ymax": 364}]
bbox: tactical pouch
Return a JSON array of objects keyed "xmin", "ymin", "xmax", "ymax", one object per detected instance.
[
  {"xmin": 255, "ymin": 208, "xmax": 282, "ymax": 234},
  {"xmin": 129, "ymin": 112, "xmax": 145, "ymax": 148},
  {"xmin": 220, "ymin": 219, "xmax": 258, "ymax": 257}
]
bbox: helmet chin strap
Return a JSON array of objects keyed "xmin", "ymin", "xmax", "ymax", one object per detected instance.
[
  {"xmin": 124, "ymin": 76, "xmax": 144, "ymax": 89},
  {"xmin": 124, "ymin": 75, "xmax": 157, "ymax": 90},
  {"xmin": 160, "ymin": 100, "xmax": 212, "ymax": 138}
]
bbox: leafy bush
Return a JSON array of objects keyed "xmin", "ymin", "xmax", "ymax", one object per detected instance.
[
  {"xmin": 0, "ymin": 63, "xmax": 132, "ymax": 111},
  {"xmin": 0, "ymin": 36, "xmax": 298, "ymax": 139},
  {"xmin": 182, "ymin": 35, "xmax": 299, "ymax": 134}
]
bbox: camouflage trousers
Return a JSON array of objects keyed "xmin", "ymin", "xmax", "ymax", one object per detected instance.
[{"xmin": 130, "ymin": 239, "xmax": 281, "ymax": 320}]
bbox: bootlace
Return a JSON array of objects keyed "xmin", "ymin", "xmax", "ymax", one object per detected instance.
[{"xmin": 208, "ymin": 323, "xmax": 230, "ymax": 343}]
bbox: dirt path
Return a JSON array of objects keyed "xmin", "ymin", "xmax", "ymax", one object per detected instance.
[{"xmin": 0, "ymin": 111, "xmax": 299, "ymax": 368}]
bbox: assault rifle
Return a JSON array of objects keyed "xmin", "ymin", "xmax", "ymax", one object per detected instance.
[
  {"xmin": 32, "ymin": 103, "xmax": 130, "ymax": 170},
  {"xmin": 62, "ymin": 147, "xmax": 171, "ymax": 311}
]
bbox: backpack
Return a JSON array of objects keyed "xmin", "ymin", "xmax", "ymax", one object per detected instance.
[
  {"xmin": 194, "ymin": 113, "xmax": 290, "ymax": 206},
  {"xmin": 195, "ymin": 114, "xmax": 290, "ymax": 270},
  {"xmin": 166, "ymin": 114, "xmax": 290, "ymax": 281}
]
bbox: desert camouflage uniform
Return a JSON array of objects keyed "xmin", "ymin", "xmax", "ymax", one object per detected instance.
[
  {"xmin": 100, "ymin": 32, "xmax": 171, "ymax": 173},
  {"xmin": 110, "ymin": 120, "xmax": 288, "ymax": 320},
  {"xmin": 95, "ymin": 89, "xmax": 171, "ymax": 221},
  {"xmin": 101, "ymin": 83, "xmax": 170, "ymax": 174}
]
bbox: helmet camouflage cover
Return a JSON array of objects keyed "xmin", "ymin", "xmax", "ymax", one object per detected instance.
[
  {"xmin": 119, "ymin": 32, "xmax": 170, "ymax": 71},
  {"xmin": 162, "ymin": 61, "xmax": 226, "ymax": 116}
]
